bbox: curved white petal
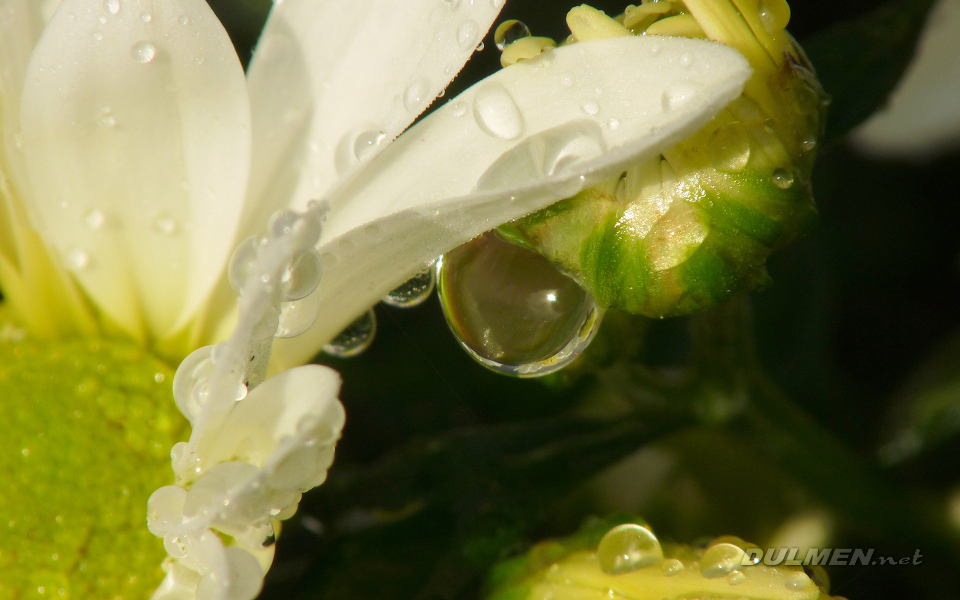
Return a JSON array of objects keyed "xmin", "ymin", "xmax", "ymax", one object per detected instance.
[
  {"xmin": 241, "ymin": 0, "xmax": 506, "ymax": 240},
  {"xmin": 20, "ymin": 0, "xmax": 250, "ymax": 340},
  {"xmin": 852, "ymin": 0, "xmax": 960, "ymax": 158},
  {"xmin": 271, "ymin": 36, "xmax": 752, "ymax": 368}
]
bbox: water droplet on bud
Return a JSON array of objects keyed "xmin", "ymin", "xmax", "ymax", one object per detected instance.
[
  {"xmin": 437, "ymin": 231, "xmax": 602, "ymax": 377},
  {"xmin": 323, "ymin": 310, "xmax": 376, "ymax": 358},
  {"xmin": 708, "ymin": 121, "xmax": 751, "ymax": 173},
  {"xmin": 597, "ymin": 524, "xmax": 664, "ymax": 575},
  {"xmin": 758, "ymin": 0, "xmax": 791, "ymax": 32},
  {"xmin": 661, "ymin": 558, "xmax": 684, "ymax": 575},
  {"xmin": 772, "ymin": 168, "xmax": 795, "ymax": 189}
]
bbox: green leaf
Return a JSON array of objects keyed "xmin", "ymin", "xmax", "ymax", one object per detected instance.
[{"xmin": 802, "ymin": 0, "xmax": 937, "ymax": 142}]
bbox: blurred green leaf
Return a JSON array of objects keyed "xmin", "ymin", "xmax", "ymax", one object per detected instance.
[{"xmin": 802, "ymin": 0, "xmax": 936, "ymax": 142}]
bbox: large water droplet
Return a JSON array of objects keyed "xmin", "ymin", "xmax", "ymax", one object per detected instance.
[
  {"xmin": 281, "ymin": 249, "xmax": 323, "ymax": 301},
  {"xmin": 475, "ymin": 120, "xmax": 606, "ymax": 191},
  {"xmin": 494, "ymin": 19, "xmax": 532, "ymax": 51},
  {"xmin": 323, "ymin": 310, "xmax": 376, "ymax": 358},
  {"xmin": 708, "ymin": 121, "xmax": 751, "ymax": 173},
  {"xmin": 131, "ymin": 40, "xmax": 156, "ymax": 63},
  {"xmin": 85, "ymin": 210, "xmax": 105, "ymax": 230},
  {"xmin": 383, "ymin": 267, "xmax": 435, "ymax": 308},
  {"xmin": 275, "ymin": 292, "xmax": 323, "ymax": 338},
  {"xmin": 597, "ymin": 524, "xmax": 664, "ymax": 575},
  {"xmin": 758, "ymin": 0, "xmax": 790, "ymax": 32},
  {"xmin": 661, "ymin": 83, "xmax": 698, "ymax": 111},
  {"xmin": 772, "ymin": 168, "xmax": 795, "ymax": 189},
  {"xmin": 172, "ymin": 346, "xmax": 215, "ymax": 423},
  {"xmin": 403, "ymin": 78, "xmax": 430, "ymax": 113},
  {"xmin": 473, "ymin": 84, "xmax": 524, "ymax": 140},
  {"xmin": 700, "ymin": 543, "xmax": 748, "ymax": 578},
  {"xmin": 457, "ymin": 20, "xmax": 479, "ymax": 49},
  {"xmin": 64, "ymin": 248, "xmax": 90, "ymax": 271},
  {"xmin": 437, "ymin": 231, "xmax": 602, "ymax": 377},
  {"xmin": 228, "ymin": 237, "xmax": 260, "ymax": 292},
  {"xmin": 104, "ymin": 0, "xmax": 120, "ymax": 15}
]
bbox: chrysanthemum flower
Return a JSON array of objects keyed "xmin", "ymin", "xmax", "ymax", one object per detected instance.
[{"xmin": 0, "ymin": 0, "xmax": 757, "ymax": 598}]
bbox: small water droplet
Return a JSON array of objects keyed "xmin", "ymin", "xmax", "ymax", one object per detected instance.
[
  {"xmin": 661, "ymin": 558, "xmax": 684, "ymax": 576},
  {"xmin": 64, "ymin": 248, "xmax": 90, "ymax": 270},
  {"xmin": 140, "ymin": 11, "xmax": 151, "ymax": 22},
  {"xmin": 472, "ymin": 84, "xmax": 524, "ymax": 139},
  {"xmin": 679, "ymin": 53, "xmax": 693, "ymax": 68},
  {"xmin": 323, "ymin": 310, "xmax": 376, "ymax": 358},
  {"xmin": 800, "ymin": 135, "xmax": 817, "ymax": 152},
  {"xmin": 581, "ymin": 101, "xmax": 600, "ymax": 116},
  {"xmin": 772, "ymin": 168, "xmax": 795, "ymax": 189},
  {"xmin": 131, "ymin": 40, "xmax": 156, "ymax": 63},
  {"xmin": 661, "ymin": 83, "xmax": 698, "ymax": 111},
  {"xmin": 494, "ymin": 19, "xmax": 532, "ymax": 51},
  {"xmin": 281, "ymin": 249, "xmax": 323, "ymax": 301},
  {"xmin": 457, "ymin": 20, "xmax": 479, "ymax": 50},
  {"xmin": 438, "ymin": 231, "xmax": 602, "ymax": 377},
  {"xmin": 153, "ymin": 213, "xmax": 177, "ymax": 235},
  {"xmin": 85, "ymin": 210, "xmax": 105, "ymax": 230},
  {"xmin": 104, "ymin": 0, "xmax": 120, "ymax": 15},
  {"xmin": 98, "ymin": 15, "xmax": 107, "ymax": 24},
  {"xmin": 597, "ymin": 524, "xmax": 664, "ymax": 575},
  {"xmin": 649, "ymin": 42, "xmax": 661, "ymax": 55},
  {"xmin": 758, "ymin": 0, "xmax": 791, "ymax": 32},
  {"xmin": 785, "ymin": 573, "xmax": 812, "ymax": 590},
  {"xmin": 444, "ymin": 0, "xmax": 462, "ymax": 9},
  {"xmin": 403, "ymin": 78, "xmax": 430, "ymax": 113},
  {"xmin": 353, "ymin": 129, "xmax": 386, "ymax": 161},
  {"xmin": 708, "ymin": 121, "xmax": 751, "ymax": 173},
  {"xmin": 607, "ymin": 118, "xmax": 620, "ymax": 130},
  {"xmin": 728, "ymin": 570, "xmax": 745, "ymax": 585},
  {"xmin": 476, "ymin": 41, "xmax": 485, "ymax": 52},
  {"xmin": 93, "ymin": 31, "xmax": 104, "ymax": 41},
  {"xmin": 560, "ymin": 74, "xmax": 574, "ymax": 88},
  {"xmin": 383, "ymin": 267, "xmax": 435, "ymax": 308},
  {"xmin": 700, "ymin": 543, "xmax": 747, "ymax": 578},
  {"xmin": 179, "ymin": 15, "xmax": 190, "ymax": 25},
  {"xmin": 450, "ymin": 101, "xmax": 467, "ymax": 117}
]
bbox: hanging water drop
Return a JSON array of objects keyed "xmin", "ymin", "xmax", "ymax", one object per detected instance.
[
  {"xmin": 131, "ymin": 40, "xmax": 157, "ymax": 64},
  {"xmin": 473, "ymin": 84, "xmax": 524, "ymax": 140},
  {"xmin": 708, "ymin": 121, "xmax": 751, "ymax": 173},
  {"xmin": 275, "ymin": 292, "xmax": 323, "ymax": 338},
  {"xmin": 437, "ymin": 231, "xmax": 602, "ymax": 377},
  {"xmin": 494, "ymin": 20, "xmax": 531, "ymax": 51},
  {"xmin": 323, "ymin": 309, "xmax": 376, "ymax": 358},
  {"xmin": 772, "ymin": 168, "xmax": 795, "ymax": 189},
  {"xmin": 596, "ymin": 524, "xmax": 664, "ymax": 575},
  {"xmin": 383, "ymin": 267, "xmax": 435, "ymax": 308},
  {"xmin": 700, "ymin": 543, "xmax": 748, "ymax": 578},
  {"xmin": 281, "ymin": 249, "xmax": 323, "ymax": 301}
]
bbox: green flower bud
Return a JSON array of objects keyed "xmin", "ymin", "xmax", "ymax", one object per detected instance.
[
  {"xmin": 499, "ymin": 1, "xmax": 826, "ymax": 317},
  {"xmin": 0, "ymin": 336, "xmax": 188, "ymax": 599},
  {"xmin": 485, "ymin": 517, "xmax": 839, "ymax": 600}
]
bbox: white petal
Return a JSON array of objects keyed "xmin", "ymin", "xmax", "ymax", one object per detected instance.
[
  {"xmin": 271, "ymin": 36, "xmax": 751, "ymax": 367},
  {"xmin": 851, "ymin": 0, "xmax": 960, "ymax": 158},
  {"xmin": 241, "ymin": 0, "xmax": 505, "ymax": 239},
  {"xmin": 19, "ymin": 0, "xmax": 250, "ymax": 339}
]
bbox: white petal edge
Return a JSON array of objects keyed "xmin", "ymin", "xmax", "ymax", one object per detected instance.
[
  {"xmin": 271, "ymin": 36, "xmax": 752, "ymax": 368},
  {"xmin": 851, "ymin": 0, "xmax": 960, "ymax": 159},
  {"xmin": 20, "ymin": 0, "xmax": 250, "ymax": 340},
  {"xmin": 240, "ymin": 0, "xmax": 506, "ymax": 241}
]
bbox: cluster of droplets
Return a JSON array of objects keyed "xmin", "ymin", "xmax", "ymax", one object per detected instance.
[
  {"xmin": 587, "ymin": 524, "xmax": 826, "ymax": 598},
  {"xmin": 148, "ymin": 202, "xmax": 346, "ymax": 600}
]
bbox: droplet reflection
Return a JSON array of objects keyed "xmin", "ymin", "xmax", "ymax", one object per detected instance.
[{"xmin": 437, "ymin": 231, "xmax": 601, "ymax": 377}]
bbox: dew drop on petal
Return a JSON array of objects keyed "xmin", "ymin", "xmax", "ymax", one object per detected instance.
[
  {"xmin": 494, "ymin": 19, "xmax": 531, "ymax": 51},
  {"xmin": 172, "ymin": 346, "xmax": 215, "ymax": 422},
  {"xmin": 140, "ymin": 11, "xmax": 151, "ymax": 22},
  {"xmin": 679, "ymin": 53, "xmax": 694, "ymax": 68},
  {"xmin": 104, "ymin": 0, "xmax": 120, "ymax": 15},
  {"xmin": 661, "ymin": 83, "xmax": 698, "ymax": 111},
  {"xmin": 473, "ymin": 84, "xmax": 524, "ymax": 140},
  {"xmin": 772, "ymin": 168, "xmax": 795, "ymax": 189},
  {"xmin": 323, "ymin": 309, "xmax": 376, "ymax": 358},
  {"xmin": 85, "ymin": 210, "xmax": 105, "ymax": 230},
  {"xmin": 785, "ymin": 573, "xmax": 813, "ymax": 590},
  {"xmin": 353, "ymin": 130, "xmax": 387, "ymax": 161},
  {"xmin": 700, "ymin": 543, "xmax": 747, "ymax": 578},
  {"xmin": 275, "ymin": 292, "xmax": 323, "ymax": 338},
  {"xmin": 437, "ymin": 231, "xmax": 602, "ymax": 377},
  {"xmin": 661, "ymin": 558, "xmax": 684, "ymax": 576},
  {"xmin": 403, "ymin": 78, "xmax": 430, "ymax": 113},
  {"xmin": 708, "ymin": 121, "xmax": 751, "ymax": 173},
  {"xmin": 64, "ymin": 248, "xmax": 90, "ymax": 271},
  {"xmin": 93, "ymin": 31, "xmax": 104, "ymax": 41},
  {"xmin": 450, "ymin": 101, "xmax": 467, "ymax": 117},
  {"xmin": 457, "ymin": 20, "xmax": 479, "ymax": 50},
  {"xmin": 581, "ymin": 101, "xmax": 600, "ymax": 116},
  {"xmin": 727, "ymin": 570, "xmax": 745, "ymax": 585},
  {"xmin": 153, "ymin": 213, "xmax": 178, "ymax": 236},
  {"xmin": 179, "ymin": 15, "xmax": 190, "ymax": 25},
  {"xmin": 383, "ymin": 267, "xmax": 435, "ymax": 308},
  {"xmin": 281, "ymin": 249, "xmax": 323, "ymax": 301},
  {"xmin": 444, "ymin": 0, "xmax": 462, "ymax": 9},
  {"xmin": 597, "ymin": 524, "xmax": 664, "ymax": 575},
  {"xmin": 131, "ymin": 40, "xmax": 156, "ymax": 63}
]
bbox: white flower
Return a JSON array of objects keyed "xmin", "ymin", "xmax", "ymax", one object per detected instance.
[{"xmin": 1, "ymin": 0, "xmax": 754, "ymax": 598}]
